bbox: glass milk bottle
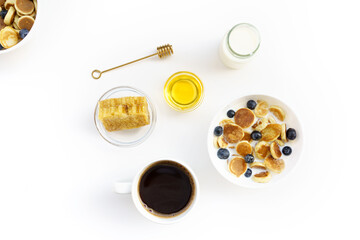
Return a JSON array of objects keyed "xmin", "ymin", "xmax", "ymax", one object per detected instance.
[{"xmin": 219, "ymin": 23, "xmax": 261, "ymax": 69}]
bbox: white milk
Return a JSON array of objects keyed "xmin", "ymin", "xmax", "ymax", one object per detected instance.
[{"xmin": 219, "ymin": 23, "xmax": 261, "ymax": 69}]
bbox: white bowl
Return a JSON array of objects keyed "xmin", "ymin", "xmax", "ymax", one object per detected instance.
[
  {"xmin": 0, "ymin": 0, "xmax": 39, "ymax": 55},
  {"xmin": 207, "ymin": 94, "xmax": 303, "ymax": 188},
  {"xmin": 94, "ymin": 86, "xmax": 156, "ymax": 147}
]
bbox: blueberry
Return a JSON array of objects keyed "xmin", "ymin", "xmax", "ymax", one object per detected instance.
[
  {"xmin": 247, "ymin": 100, "xmax": 257, "ymax": 110},
  {"xmin": 244, "ymin": 154, "xmax": 254, "ymax": 163},
  {"xmin": 214, "ymin": 126, "xmax": 223, "ymax": 136},
  {"xmin": 282, "ymin": 146, "xmax": 292, "ymax": 156},
  {"xmin": 244, "ymin": 168, "xmax": 252, "ymax": 178},
  {"xmin": 19, "ymin": 29, "xmax": 29, "ymax": 39},
  {"xmin": 227, "ymin": 109, "xmax": 235, "ymax": 118},
  {"xmin": 286, "ymin": 128, "xmax": 297, "ymax": 140},
  {"xmin": 0, "ymin": 44, "xmax": 3, "ymax": 50},
  {"xmin": 251, "ymin": 131, "xmax": 262, "ymax": 140},
  {"xmin": 217, "ymin": 148, "xmax": 230, "ymax": 159},
  {"xmin": 0, "ymin": 10, "xmax": 7, "ymax": 19}
]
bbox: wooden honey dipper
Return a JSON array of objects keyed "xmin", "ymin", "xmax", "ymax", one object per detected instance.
[{"xmin": 91, "ymin": 44, "xmax": 173, "ymax": 80}]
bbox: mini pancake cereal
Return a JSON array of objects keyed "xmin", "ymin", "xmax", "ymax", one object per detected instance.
[
  {"xmin": 213, "ymin": 97, "xmax": 298, "ymax": 184},
  {"xmin": 0, "ymin": 0, "xmax": 37, "ymax": 50}
]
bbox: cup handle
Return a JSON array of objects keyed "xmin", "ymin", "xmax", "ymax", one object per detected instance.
[{"xmin": 114, "ymin": 182, "xmax": 132, "ymax": 194}]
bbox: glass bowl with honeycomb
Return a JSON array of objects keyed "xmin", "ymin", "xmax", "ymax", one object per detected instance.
[{"xmin": 94, "ymin": 86, "xmax": 156, "ymax": 147}]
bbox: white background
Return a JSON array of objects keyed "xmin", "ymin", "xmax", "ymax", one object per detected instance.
[{"xmin": 0, "ymin": 0, "xmax": 358, "ymax": 239}]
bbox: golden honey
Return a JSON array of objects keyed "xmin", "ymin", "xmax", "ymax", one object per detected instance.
[{"xmin": 164, "ymin": 71, "xmax": 204, "ymax": 112}]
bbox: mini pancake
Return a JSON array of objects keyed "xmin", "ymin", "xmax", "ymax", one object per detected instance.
[
  {"xmin": 15, "ymin": 0, "xmax": 34, "ymax": 15},
  {"xmin": 268, "ymin": 115, "xmax": 276, "ymax": 124},
  {"xmin": 33, "ymin": 0, "xmax": 37, "ymax": 12},
  {"xmin": 20, "ymin": 10, "xmax": 36, "ymax": 19},
  {"xmin": 229, "ymin": 157, "xmax": 247, "ymax": 177},
  {"xmin": 241, "ymin": 131, "xmax": 252, "ymax": 143},
  {"xmin": 18, "ymin": 15, "xmax": 34, "ymax": 30},
  {"xmin": 264, "ymin": 155, "xmax": 285, "ymax": 174},
  {"xmin": 270, "ymin": 141, "xmax": 282, "ymax": 159},
  {"xmin": 13, "ymin": 14, "xmax": 20, "ymax": 25},
  {"xmin": 29, "ymin": 10, "xmax": 35, "ymax": 18},
  {"xmin": 236, "ymin": 140, "xmax": 252, "ymax": 156},
  {"xmin": 12, "ymin": 17, "xmax": 20, "ymax": 30},
  {"xmin": 223, "ymin": 123, "xmax": 244, "ymax": 144},
  {"xmin": 217, "ymin": 135, "xmax": 228, "ymax": 148},
  {"xmin": 234, "ymin": 108, "xmax": 255, "ymax": 128},
  {"xmin": 270, "ymin": 105, "xmax": 286, "ymax": 121},
  {"xmin": 261, "ymin": 123, "xmax": 282, "ymax": 142},
  {"xmin": 213, "ymin": 137, "xmax": 219, "ymax": 148},
  {"xmin": 252, "ymin": 118, "xmax": 268, "ymax": 131},
  {"xmin": 0, "ymin": 0, "xmax": 6, "ymax": 6},
  {"xmin": 254, "ymin": 100, "xmax": 269, "ymax": 118},
  {"xmin": 0, "ymin": 26, "xmax": 18, "ymax": 48},
  {"xmin": 255, "ymin": 141, "xmax": 270, "ymax": 159},
  {"xmin": 275, "ymin": 139, "xmax": 285, "ymax": 146},
  {"xmin": 4, "ymin": 6, "xmax": 15, "ymax": 25},
  {"xmin": 252, "ymin": 171, "xmax": 271, "ymax": 183},
  {"xmin": 281, "ymin": 123, "xmax": 287, "ymax": 142},
  {"xmin": 219, "ymin": 119, "xmax": 234, "ymax": 126},
  {"xmin": 4, "ymin": 0, "xmax": 15, "ymax": 10},
  {"xmin": 250, "ymin": 161, "xmax": 266, "ymax": 170},
  {"xmin": 12, "ymin": 22, "xmax": 20, "ymax": 30}
]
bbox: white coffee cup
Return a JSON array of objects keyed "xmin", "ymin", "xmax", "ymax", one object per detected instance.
[{"xmin": 115, "ymin": 159, "xmax": 199, "ymax": 224}]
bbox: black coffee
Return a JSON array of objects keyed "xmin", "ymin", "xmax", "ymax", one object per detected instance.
[{"xmin": 138, "ymin": 161, "xmax": 194, "ymax": 217}]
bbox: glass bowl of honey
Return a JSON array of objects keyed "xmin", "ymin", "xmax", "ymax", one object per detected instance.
[{"xmin": 164, "ymin": 71, "xmax": 204, "ymax": 112}]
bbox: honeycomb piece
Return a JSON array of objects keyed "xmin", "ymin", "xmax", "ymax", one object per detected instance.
[{"xmin": 98, "ymin": 97, "xmax": 150, "ymax": 131}]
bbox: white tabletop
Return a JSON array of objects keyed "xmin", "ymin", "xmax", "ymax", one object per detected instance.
[{"xmin": 0, "ymin": 0, "xmax": 358, "ymax": 239}]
